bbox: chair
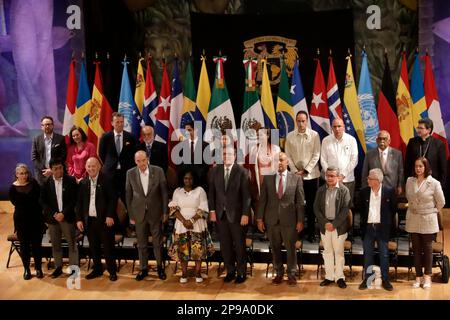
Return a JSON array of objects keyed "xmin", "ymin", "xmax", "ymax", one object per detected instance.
[{"xmin": 6, "ymin": 233, "xmax": 21, "ymax": 268}]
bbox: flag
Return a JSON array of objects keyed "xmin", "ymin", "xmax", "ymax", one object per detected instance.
[
  {"xmin": 310, "ymin": 58, "xmax": 330, "ymax": 140},
  {"xmin": 423, "ymin": 53, "xmax": 449, "ymax": 158},
  {"xmin": 344, "ymin": 54, "xmax": 366, "ymax": 152},
  {"xmin": 155, "ymin": 61, "xmax": 171, "ymax": 144},
  {"xmin": 276, "ymin": 58, "xmax": 295, "ymax": 142},
  {"xmin": 170, "ymin": 59, "xmax": 184, "ymax": 143},
  {"xmin": 193, "ymin": 55, "xmax": 211, "ymax": 127},
  {"xmin": 134, "ymin": 57, "xmax": 146, "ymax": 116},
  {"xmin": 396, "ymin": 52, "xmax": 414, "ymax": 145},
  {"xmin": 63, "ymin": 58, "xmax": 78, "ymax": 141},
  {"xmin": 74, "ymin": 60, "xmax": 91, "ymax": 134},
  {"xmin": 181, "ymin": 58, "xmax": 196, "ymax": 129},
  {"xmin": 411, "ymin": 53, "xmax": 428, "ymax": 129},
  {"xmin": 205, "ymin": 55, "xmax": 237, "ymax": 142},
  {"xmin": 88, "ymin": 61, "xmax": 113, "ymax": 148},
  {"xmin": 357, "ymin": 50, "xmax": 380, "ymax": 149},
  {"xmin": 260, "ymin": 59, "xmax": 277, "ymax": 129},
  {"xmin": 342, "ymin": 99, "xmax": 365, "ymax": 177},
  {"xmin": 143, "ymin": 58, "xmax": 158, "ymax": 127},
  {"xmin": 290, "ymin": 59, "xmax": 310, "ymax": 128},
  {"xmin": 118, "ymin": 58, "xmax": 142, "ymax": 140},
  {"xmin": 377, "ymin": 52, "xmax": 404, "ymax": 153},
  {"xmin": 327, "ymin": 56, "xmax": 343, "ymax": 122},
  {"xmin": 240, "ymin": 58, "xmax": 265, "ymax": 157}
]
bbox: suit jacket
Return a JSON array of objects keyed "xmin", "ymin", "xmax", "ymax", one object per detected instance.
[
  {"xmin": 359, "ymin": 186, "xmax": 397, "ymax": 241},
  {"xmin": 138, "ymin": 140, "xmax": 168, "ymax": 173},
  {"xmin": 31, "ymin": 133, "xmax": 67, "ymax": 184},
  {"xmin": 208, "ymin": 164, "xmax": 251, "ymax": 224},
  {"xmin": 361, "ymin": 147, "xmax": 404, "ymax": 189},
  {"xmin": 314, "ymin": 183, "xmax": 351, "ymax": 236},
  {"xmin": 405, "ymin": 136, "xmax": 447, "ymax": 186},
  {"xmin": 76, "ymin": 173, "xmax": 118, "ymax": 224},
  {"xmin": 40, "ymin": 174, "xmax": 78, "ymax": 224},
  {"xmin": 125, "ymin": 165, "xmax": 168, "ymax": 225},
  {"xmin": 178, "ymin": 140, "xmax": 211, "ymax": 191},
  {"xmin": 256, "ymin": 172, "xmax": 305, "ymax": 227},
  {"xmin": 99, "ymin": 130, "xmax": 137, "ymax": 174}
]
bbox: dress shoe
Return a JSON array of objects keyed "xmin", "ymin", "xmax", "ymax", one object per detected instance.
[
  {"xmin": 336, "ymin": 278, "xmax": 347, "ymax": 289},
  {"xmin": 382, "ymin": 280, "xmax": 393, "ymax": 291},
  {"xmin": 320, "ymin": 279, "xmax": 334, "ymax": 287},
  {"xmin": 157, "ymin": 267, "xmax": 167, "ymax": 280},
  {"xmin": 272, "ymin": 275, "xmax": 283, "ymax": 285},
  {"xmin": 288, "ymin": 276, "xmax": 297, "ymax": 286},
  {"xmin": 224, "ymin": 272, "xmax": 236, "ymax": 283},
  {"xmin": 51, "ymin": 267, "xmax": 63, "ymax": 279},
  {"xmin": 135, "ymin": 270, "xmax": 148, "ymax": 281},
  {"xmin": 23, "ymin": 268, "xmax": 32, "ymax": 280},
  {"xmin": 36, "ymin": 269, "xmax": 44, "ymax": 279},
  {"xmin": 234, "ymin": 275, "xmax": 246, "ymax": 284},
  {"xmin": 109, "ymin": 273, "xmax": 118, "ymax": 281},
  {"xmin": 85, "ymin": 270, "xmax": 103, "ymax": 280},
  {"xmin": 359, "ymin": 280, "xmax": 368, "ymax": 290}
]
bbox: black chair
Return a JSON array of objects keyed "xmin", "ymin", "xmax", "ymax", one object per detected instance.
[{"xmin": 6, "ymin": 233, "xmax": 21, "ymax": 268}]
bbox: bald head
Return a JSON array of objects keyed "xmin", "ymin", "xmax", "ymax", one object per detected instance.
[
  {"xmin": 332, "ymin": 118, "xmax": 345, "ymax": 139},
  {"xmin": 277, "ymin": 152, "xmax": 289, "ymax": 173},
  {"xmin": 135, "ymin": 150, "xmax": 149, "ymax": 171},
  {"xmin": 85, "ymin": 157, "xmax": 101, "ymax": 178},
  {"xmin": 141, "ymin": 126, "xmax": 154, "ymax": 143}
]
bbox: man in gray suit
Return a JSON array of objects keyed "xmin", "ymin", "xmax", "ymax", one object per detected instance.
[
  {"xmin": 209, "ymin": 147, "xmax": 251, "ymax": 284},
  {"xmin": 257, "ymin": 152, "xmax": 305, "ymax": 286},
  {"xmin": 126, "ymin": 150, "xmax": 168, "ymax": 281},
  {"xmin": 361, "ymin": 130, "xmax": 404, "ymax": 194}
]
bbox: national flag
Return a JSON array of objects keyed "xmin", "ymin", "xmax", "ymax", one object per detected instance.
[
  {"xmin": 170, "ymin": 58, "xmax": 184, "ymax": 144},
  {"xmin": 310, "ymin": 58, "xmax": 330, "ymax": 140},
  {"xmin": 377, "ymin": 52, "xmax": 404, "ymax": 153},
  {"xmin": 193, "ymin": 55, "xmax": 211, "ymax": 127},
  {"xmin": 357, "ymin": 50, "xmax": 380, "ymax": 149},
  {"xmin": 181, "ymin": 58, "xmax": 196, "ymax": 129},
  {"xmin": 142, "ymin": 57, "xmax": 158, "ymax": 127},
  {"xmin": 411, "ymin": 53, "xmax": 428, "ymax": 129},
  {"xmin": 423, "ymin": 52, "xmax": 449, "ymax": 158},
  {"xmin": 327, "ymin": 56, "xmax": 343, "ymax": 122},
  {"xmin": 396, "ymin": 52, "xmax": 414, "ymax": 145},
  {"xmin": 155, "ymin": 60, "xmax": 171, "ymax": 144},
  {"xmin": 344, "ymin": 54, "xmax": 366, "ymax": 152},
  {"xmin": 276, "ymin": 58, "xmax": 295, "ymax": 144},
  {"xmin": 205, "ymin": 55, "xmax": 237, "ymax": 143},
  {"xmin": 342, "ymin": 99, "xmax": 365, "ymax": 177},
  {"xmin": 260, "ymin": 59, "xmax": 277, "ymax": 129},
  {"xmin": 74, "ymin": 60, "xmax": 91, "ymax": 134},
  {"xmin": 88, "ymin": 61, "xmax": 113, "ymax": 148},
  {"xmin": 290, "ymin": 59, "xmax": 310, "ymax": 128},
  {"xmin": 118, "ymin": 57, "xmax": 142, "ymax": 140},
  {"xmin": 62, "ymin": 57, "xmax": 78, "ymax": 142},
  {"xmin": 134, "ymin": 57, "xmax": 146, "ymax": 117}
]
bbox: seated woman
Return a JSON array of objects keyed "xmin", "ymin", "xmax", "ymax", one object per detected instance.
[
  {"xmin": 66, "ymin": 126, "xmax": 96, "ymax": 183},
  {"xmin": 169, "ymin": 169, "xmax": 214, "ymax": 284}
]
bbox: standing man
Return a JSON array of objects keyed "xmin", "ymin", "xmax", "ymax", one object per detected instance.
[
  {"xmin": 31, "ymin": 116, "xmax": 67, "ymax": 185},
  {"xmin": 126, "ymin": 150, "xmax": 168, "ymax": 281},
  {"xmin": 285, "ymin": 111, "xmax": 320, "ymax": 242},
  {"xmin": 362, "ymin": 131, "xmax": 404, "ymax": 195},
  {"xmin": 40, "ymin": 158, "xmax": 79, "ymax": 278},
  {"xmin": 314, "ymin": 166, "xmax": 351, "ymax": 289},
  {"xmin": 209, "ymin": 147, "xmax": 251, "ymax": 284},
  {"xmin": 138, "ymin": 125, "xmax": 168, "ymax": 173},
  {"xmin": 405, "ymin": 118, "xmax": 447, "ymax": 186},
  {"xmin": 76, "ymin": 157, "xmax": 118, "ymax": 281},
  {"xmin": 257, "ymin": 152, "xmax": 305, "ymax": 286},
  {"xmin": 359, "ymin": 168, "xmax": 396, "ymax": 291}
]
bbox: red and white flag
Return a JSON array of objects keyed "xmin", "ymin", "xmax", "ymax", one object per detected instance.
[{"xmin": 62, "ymin": 58, "xmax": 78, "ymax": 143}]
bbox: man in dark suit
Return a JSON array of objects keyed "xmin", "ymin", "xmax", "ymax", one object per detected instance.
[
  {"xmin": 209, "ymin": 147, "xmax": 251, "ymax": 284},
  {"xmin": 405, "ymin": 118, "xmax": 447, "ymax": 186},
  {"xmin": 31, "ymin": 116, "xmax": 67, "ymax": 185},
  {"xmin": 257, "ymin": 152, "xmax": 305, "ymax": 286},
  {"xmin": 314, "ymin": 166, "xmax": 351, "ymax": 289},
  {"xmin": 40, "ymin": 158, "xmax": 79, "ymax": 278},
  {"xmin": 76, "ymin": 157, "xmax": 118, "ymax": 281},
  {"xmin": 362, "ymin": 130, "xmax": 404, "ymax": 195},
  {"xmin": 138, "ymin": 126, "xmax": 168, "ymax": 173},
  {"xmin": 126, "ymin": 150, "xmax": 168, "ymax": 281},
  {"xmin": 359, "ymin": 168, "xmax": 396, "ymax": 291}
]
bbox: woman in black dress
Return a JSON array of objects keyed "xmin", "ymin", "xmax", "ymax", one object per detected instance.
[{"xmin": 9, "ymin": 163, "xmax": 45, "ymax": 280}]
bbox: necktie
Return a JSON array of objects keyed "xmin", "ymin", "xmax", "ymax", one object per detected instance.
[
  {"xmin": 146, "ymin": 144, "xmax": 152, "ymax": 158},
  {"xmin": 115, "ymin": 134, "xmax": 121, "ymax": 155},
  {"xmin": 191, "ymin": 141, "xmax": 195, "ymax": 163},
  {"xmin": 278, "ymin": 173, "xmax": 284, "ymax": 199},
  {"xmin": 380, "ymin": 152, "xmax": 386, "ymax": 171},
  {"xmin": 225, "ymin": 167, "xmax": 230, "ymax": 190}
]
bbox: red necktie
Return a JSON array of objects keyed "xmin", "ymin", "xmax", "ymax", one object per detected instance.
[{"xmin": 278, "ymin": 173, "xmax": 284, "ymax": 199}]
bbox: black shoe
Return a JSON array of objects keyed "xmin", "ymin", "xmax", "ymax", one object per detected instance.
[
  {"xmin": 224, "ymin": 272, "xmax": 236, "ymax": 283},
  {"xmin": 23, "ymin": 269, "xmax": 32, "ymax": 280},
  {"xmin": 288, "ymin": 276, "xmax": 297, "ymax": 286},
  {"xmin": 85, "ymin": 270, "xmax": 103, "ymax": 280},
  {"xmin": 359, "ymin": 280, "xmax": 368, "ymax": 290},
  {"xmin": 51, "ymin": 267, "xmax": 63, "ymax": 279},
  {"xmin": 336, "ymin": 278, "xmax": 347, "ymax": 289},
  {"xmin": 234, "ymin": 275, "xmax": 246, "ymax": 284},
  {"xmin": 36, "ymin": 269, "xmax": 44, "ymax": 279},
  {"xmin": 109, "ymin": 273, "xmax": 118, "ymax": 281},
  {"xmin": 157, "ymin": 267, "xmax": 167, "ymax": 280},
  {"xmin": 382, "ymin": 280, "xmax": 393, "ymax": 291},
  {"xmin": 135, "ymin": 270, "xmax": 148, "ymax": 281},
  {"xmin": 320, "ymin": 279, "xmax": 334, "ymax": 287}
]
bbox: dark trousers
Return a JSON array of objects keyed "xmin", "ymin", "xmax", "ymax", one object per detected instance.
[
  {"xmin": 267, "ymin": 224, "xmax": 298, "ymax": 277},
  {"xmin": 113, "ymin": 168, "xmax": 126, "ymax": 205},
  {"xmin": 363, "ymin": 224, "xmax": 389, "ymax": 280},
  {"xmin": 87, "ymin": 217, "xmax": 117, "ymax": 275},
  {"xmin": 216, "ymin": 213, "xmax": 247, "ymax": 276},
  {"xmin": 411, "ymin": 233, "xmax": 435, "ymax": 276},
  {"xmin": 135, "ymin": 218, "xmax": 163, "ymax": 271},
  {"xmin": 17, "ymin": 228, "xmax": 43, "ymax": 270},
  {"xmin": 303, "ymin": 178, "xmax": 318, "ymax": 237}
]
